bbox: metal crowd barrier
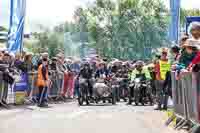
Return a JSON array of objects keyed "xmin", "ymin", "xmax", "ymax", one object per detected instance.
[
  {"xmin": 0, "ymin": 71, "xmax": 4, "ymax": 102},
  {"xmin": 49, "ymin": 70, "xmax": 64, "ymax": 101},
  {"xmin": 170, "ymin": 72, "xmax": 200, "ymax": 132},
  {"xmin": 0, "ymin": 70, "xmax": 66, "ymax": 107},
  {"xmin": 189, "ymin": 73, "xmax": 200, "ymax": 133},
  {"xmin": 28, "ymin": 71, "xmax": 38, "ymax": 102},
  {"xmin": 171, "ymin": 72, "xmax": 186, "ymax": 119},
  {"xmin": 28, "ymin": 71, "xmax": 65, "ymax": 102},
  {"xmin": 0, "ymin": 72, "xmax": 5, "ymax": 105},
  {"xmin": 0, "ymin": 71, "xmax": 9, "ymax": 108}
]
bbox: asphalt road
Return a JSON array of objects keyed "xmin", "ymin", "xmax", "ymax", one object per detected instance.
[{"xmin": 0, "ymin": 101, "xmax": 184, "ymax": 133}]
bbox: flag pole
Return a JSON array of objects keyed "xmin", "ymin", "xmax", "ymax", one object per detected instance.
[
  {"xmin": 7, "ymin": 0, "xmax": 14, "ymax": 50},
  {"xmin": 20, "ymin": 0, "xmax": 26, "ymax": 58}
]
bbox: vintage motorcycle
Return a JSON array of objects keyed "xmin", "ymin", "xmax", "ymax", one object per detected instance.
[
  {"xmin": 115, "ymin": 77, "xmax": 129, "ymax": 102},
  {"xmin": 78, "ymin": 75, "xmax": 116, "ymax": 106},
  {"xmin": 128, "ymin": 74, "xmax": 153, "ymax": 106},
  {"xmin": 92, "ymin": 76, "xmax": 116, "ymax": 105},
  {"xmin": 78, "ymin": 78, "xmax": 91, "ymax": 106}
]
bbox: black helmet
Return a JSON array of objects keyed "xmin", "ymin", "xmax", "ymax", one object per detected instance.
[
  {"xmin": 83, "ymin": 61, "xmax": 90, "ymax": 67},
  {"xmin": 103, "ymin": 58, "xmax": 108, "ymax": 62},
  {"xmin": 136, "ymin": 60, "xmax": 144, "ymax": 67}
]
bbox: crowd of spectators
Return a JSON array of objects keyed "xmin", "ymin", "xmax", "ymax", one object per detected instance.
[
  {"xmin": 0, "ymin": 50, "xmax": 83, "ymax": 106},
  {"xmin": 153, "ymin": 21, "xmax": 200, "ymax": 110},
  {"xmin": 0, "ymin": 21, "xmax": 199, "ymax": 108}
]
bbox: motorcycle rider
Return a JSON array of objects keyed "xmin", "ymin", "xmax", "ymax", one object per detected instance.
[
  {"xmin": 129, "ymin": 61, "xmax": 151, "ymax": 104},
  {"xmin": 95, "ymin": 62, "xmax": 109, "ymax": 79},
  {"xmin": 131, "ymin": 61, "xmax": 151, "ymax": 81},
  {"xmin": 121, "ymin": 63, "xmax": 129, "ymax": 78},
  {"xmin": 78, "ymin": 62, "xmax": 93, "ymax": 97}
]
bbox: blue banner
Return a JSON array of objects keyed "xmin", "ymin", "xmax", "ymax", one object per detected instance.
[
  {"xmin": 7, "ymin": 0, "xmax": 26, "ymax": 53},
  {"xmin": 186, "ymin": 17, "xmax": 200, "ymax": 35},
  {"xmin": 169, "ymin": 0, "xmax": 180, "ymax": 43}
]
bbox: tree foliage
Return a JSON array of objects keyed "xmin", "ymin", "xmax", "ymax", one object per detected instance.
[
  {"xmin": 28, "ymin": 0, "xmax": 200, "ymax": 60},
  {"xmin": 31, "ymin": 29, "xmax": 64, "ymax": 57},
  {"xmin": 73, "ymin": 0, "xmax": 169, "ymax": 59},
  {"xmin": 180, "ymin": 8, "xmax": 200, "ymax": 26}
]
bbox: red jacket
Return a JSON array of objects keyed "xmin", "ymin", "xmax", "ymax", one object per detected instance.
[{"xmin": 188, "ymin": 51, "xmax": 200, "ymax": 69}]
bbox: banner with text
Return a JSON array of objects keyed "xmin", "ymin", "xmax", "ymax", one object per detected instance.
[{"xmin": 7, "ymin": 0, "xmax": 26, "ymax": 53}]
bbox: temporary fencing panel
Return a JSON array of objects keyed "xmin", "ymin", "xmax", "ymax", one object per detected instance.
[
  {"xmin": 171, "ymin": 72, "xmax": 187, "ymax": 119},
  {"xmin": 49, "ymin": 71, "xmax": 60, "ymax": 97},
  {"xmin": 171, "ymin": 72, "xmax": 200, "ymax": 129},
  {"xmin": 0, "ymin": 71, "xmax": 9, "ymax": 102},
  {"xmin": 0, "ymin": 71, "xmax": 4, "ymax": 101},
  {"xmin": 180, "ymin": 73, "xmax": 192, "ymax": 121},
  {"xmin": 0, "ymin": 68, "xmax": 68, "ymax": 106},
  {"xmin": 190, "ymin": 72, "xmax": 200, "ymax": 123},
  {"xmin": 27, "ymin": 71, "xmax": 65, "ymax": 101},
  {"xmin": 195, "ymin": 73, "xmax": 200, "ymax": 123},
  {"xmin": 183, "ymin": 72, "xmax": 197, "ymax": 123},
  {"xmin": 181, "ymin": 72, "xmax": 200, "ymax": 124},
  {"xmin": 28, "ymin": 72, "xmax": 38, "ymax": 98}
]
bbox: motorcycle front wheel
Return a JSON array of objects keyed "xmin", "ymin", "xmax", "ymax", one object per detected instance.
[
  {"xmin": 134, "ymin": 85, "xmax": 140, "ymax": 106},
  {"xmin": 78, "ymin": 88, "xmax": 84, "ymax": 106}
]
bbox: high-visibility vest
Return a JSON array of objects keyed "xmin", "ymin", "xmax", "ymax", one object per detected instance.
[
  {"xmin": 37, "ymin": 65, "xmax": 48, "ymax": 87},
  {"xmin": 159, "ymin": 60, "xmax": 171, "ymax": 80}
]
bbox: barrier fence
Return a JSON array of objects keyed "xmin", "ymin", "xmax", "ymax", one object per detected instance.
[
  {"xmin": 170, "ymin": 72, "xmax": 200, "ymax": 132},
  {"xmin": 0, "ymin": 70, "xmax": 67, "ymax": 106}
]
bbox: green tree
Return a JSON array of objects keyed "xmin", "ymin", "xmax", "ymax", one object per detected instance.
[
  {"xmin": 32, "ymin": 26, "xmax": 64, "ymax": 57},
  {"xmin": 74, "ymin": 0, "xmax": 168, "ymax": 59},
  {"xmin": 33, "ymin": 0, "xmax": 169, "ymax": 59},
  {"xmin": 180, "ymin": 8, "xmax": 200, "ymax": 26}
]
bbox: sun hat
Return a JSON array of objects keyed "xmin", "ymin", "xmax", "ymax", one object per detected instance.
[{"xmin": 183, "ymin": 39, "xmax": 200, "ymax": 50}]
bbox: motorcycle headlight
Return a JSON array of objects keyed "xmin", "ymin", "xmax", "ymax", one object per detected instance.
[
  {"xmin": 129, "ymin": 83, "xmax": 134, "ymax": 87},
  {"xmin": 142, "ymin": 84, "xmax": 147, "ymax": 87},
  {"xmin": 135, "ymin": 79, "xmax": 140, "ymax": 83}
]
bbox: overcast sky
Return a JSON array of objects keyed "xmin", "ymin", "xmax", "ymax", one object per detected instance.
[{"xmin": 0, "ymin": 0, "xmax": 200, "ymax": 32}]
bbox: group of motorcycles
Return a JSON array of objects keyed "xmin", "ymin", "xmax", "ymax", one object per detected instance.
[{"xmin": 78, "ymin": 73, "xmax": 154, "ymax": 106}]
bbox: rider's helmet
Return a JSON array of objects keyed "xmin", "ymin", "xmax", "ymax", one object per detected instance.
[
  {"xmin": 135, "ymin": 60, "xmax": 144, "ymax": 71},
  {"xmin": 103, "ymin": 58, "xmax": 108, "ymax": 62},
  {"xmin": 82, "ymin": 61, "xmax": 90, "ymax": 68},
  {"xmin": 85, "ymin": 61, "xmax": 90, "ymax": 66},
  {"xmin": 52, "ymin": 57, "xmax": 57, "ymax": 61},
  {"xmin": 122, "ymin": 62, "xmax": 126, "ymax": 67}
]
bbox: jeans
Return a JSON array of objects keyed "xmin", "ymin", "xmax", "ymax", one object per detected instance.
[
  {"xmin": 154, "ymin": 80, "xmax": 164, "ymax": 104},
  {"xmin": 37, "ymin": 86, "xmax": 48, "ymax": 104}
]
